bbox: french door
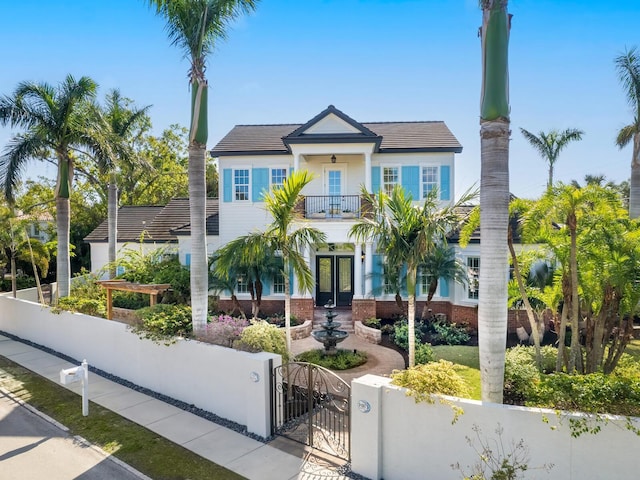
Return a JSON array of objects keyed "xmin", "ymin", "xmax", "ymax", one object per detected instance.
[{"xmin": 316, "ymin": 255, "xmax": 353, "ymax": 307}]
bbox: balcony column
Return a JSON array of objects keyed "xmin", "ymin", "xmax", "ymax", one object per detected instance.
[
  {"xmin": 302, "ymin": 247, "xmax": 312, "ymax": 298},
  {"xmin": 364, "ymin": 152, "xmax": 372, "ymax": 191},
  {"xmin": 365, "ymin": 242, "xmax": 373, "ymax": 297},
  {"xmin": 353, "ymin": 243, "xmax": 363, "ymax": 299}
]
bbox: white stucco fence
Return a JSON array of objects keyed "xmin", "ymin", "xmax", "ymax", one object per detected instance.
[
  {"xmin": 351, "ymin": 374, "xmax": 639, "ymax": 480},
  {"xmin": 0, "ymin": 293, "xmax": 280, "ymax": 438}
]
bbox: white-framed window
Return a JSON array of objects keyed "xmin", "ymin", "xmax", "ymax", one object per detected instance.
[
  {"xmin": 271, "ymin": 167, "xmax": 287, "ymax": 190},
  {"xmin": 467, "ymin": 256, "xmax": 480, "ymax": 300},
  {"xmin": 272, "ymin": 272, "xmax": 285, "ymax": 294},
  {"xmin": 234, "ymin": 169, "xmax": 250, "ymax": 201},
  {"xmin": 418, "ymin": 266, "xmax": 434, "ymax": 296},
  {"xmin": 236, "ymin": 275, "xmax": 249, "ymax": 294},
  {"xmin": 382, "ymin": 166, "xmax": 399, "ymax": 195},
  {"xmin": 421, "ymin": 165, "xmax": 438, "ymax": 198}
]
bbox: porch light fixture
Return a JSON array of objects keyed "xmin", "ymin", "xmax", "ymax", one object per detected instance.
[{"xmin": 331, "ymin": 154, "xmax": 337, "ymax": 164}]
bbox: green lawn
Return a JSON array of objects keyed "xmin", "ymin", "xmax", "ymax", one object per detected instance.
[
  {"xmin": 625, "ymin": 339, "xmax": 640, "ymax": 360},
  {"xmin": 432, "ymin": 345, "xmax": 481, "ymax": 400},
  {"xmin": 0, "ymin": 356, "xmax": 244, "ymax": 480}
]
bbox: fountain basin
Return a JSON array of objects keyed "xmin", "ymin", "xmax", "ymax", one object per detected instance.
[{"xmin": 311, "ymin": 330, "xmax": 349, "ymax": 355}]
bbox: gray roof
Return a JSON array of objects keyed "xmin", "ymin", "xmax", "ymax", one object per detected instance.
[
  {"xmin": 211, "ymin": 106, "xmax": 462, "ymax": 156},
  {"xmin": 84, "ymin": 198, "xmax": 219, "ymax": 243}
]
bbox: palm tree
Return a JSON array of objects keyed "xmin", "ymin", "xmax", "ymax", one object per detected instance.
[
  {"xmin": 97, "ymin": 90, "xmax": 150, "ymax": 279},
  {"xmin": 614, "ymin": 46, "xmax": 640, "ymax": 219},
  {"xmin": 263, "ymin": 170, "xmax": 326, "ymax": 353},
  {"xmin": 213, "ymin": 232, "xmax": 281, "ymax": 319},
  {"xmin": 73, "ymin": 90, "xmax": 151, "ymax": 278},
  {"xmin": 148, "ymin": 0, "xmax": 259, "ymax": 336},
  {"xmin": 520, "ymin": 127, "xmax": 584, "ymax": 189},
  {"xmin": 419, "ymin": 244, "xmax": 468, "ymax": 321},
  {"xmin": 0, "ymin": 75, "xmax": 99, "ymax": 298},
  {"xmin": 350, "ymin": 186, "xmax": 475, "ymax": 367},
  {"xmin": 478, "ymin": 0, "xmax": 511, "ymax": 403}
]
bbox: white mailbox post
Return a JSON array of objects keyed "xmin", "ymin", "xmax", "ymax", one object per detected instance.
[{"xmin": 60, "ymin": 359, "xmax": 89, "ymax": 416}]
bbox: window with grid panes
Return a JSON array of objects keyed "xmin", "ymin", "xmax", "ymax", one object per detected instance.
[
  {"xmin": 382, "ymin": 166, "xmax": 399, "ymax": 195},
  {"xmin": 234, "ymin": 169, "xmax": 249, "ymax": 201}
]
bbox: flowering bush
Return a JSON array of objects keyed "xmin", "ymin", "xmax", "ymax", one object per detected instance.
[
  {"xmin": 202, "ymin": 315, "xmax": 249, "ymax": 347},
  {"xmin": 234, "ymin": 320, "xmax": 289, "ymax": 361}
]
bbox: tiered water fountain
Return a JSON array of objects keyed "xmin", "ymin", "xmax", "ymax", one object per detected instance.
[{"xmin": 311, "ymin": 302, "xmax": 349, "ymax": 355}]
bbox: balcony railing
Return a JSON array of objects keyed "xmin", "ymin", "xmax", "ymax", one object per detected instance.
[{"xmin": 301, "ymin": 195, "xmax": 362, "ymax": 219}]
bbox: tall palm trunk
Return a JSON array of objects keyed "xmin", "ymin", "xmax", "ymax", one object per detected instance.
[
  {"xmin": 189, "ymin": 143, "xmax": 208, "ymax": 337},
  {"xmin": 630, "ymin": 133, "xmax": 640, "ymax": 218},
  {"xmin": 188, "ymin": 69, "xmax": 209, "ymax": 337},
  {"xmin": 284, "ymin": 262, "xmax": 292, "ymax": 353},
  {"xmin": 107, "ymin": 180, "xmax": 118, "ymax": 279},
  {"xmin": 478, "ymin": 0, "xmax": 511, "ymax": 403},
  {"xmin": 56, "ymin": 196, "xmax": 71, "ymax": 298},
  {"xmin": 407, "ymin": 266, "xmax": 417, "ymax": 367},
  {"xmin": 56, "ymin": 156, "xmax": 72, "ymax": 298}
]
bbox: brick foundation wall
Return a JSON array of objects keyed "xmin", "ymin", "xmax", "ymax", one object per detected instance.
[
  {"xmin": 352, "ymin": 299, "xmax": 377, "ymax": 322},
  {"xmin": 215, "ymin": 299, "xmax": 284, "ymax": 317},
  {"xmin": 291, "ymin": 298, "xmax": 315, "ymax": 322}
]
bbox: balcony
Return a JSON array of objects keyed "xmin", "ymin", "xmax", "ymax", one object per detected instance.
[{"xmin": 298, "ymin": 195, "xmax": 372, "ymax": 220}]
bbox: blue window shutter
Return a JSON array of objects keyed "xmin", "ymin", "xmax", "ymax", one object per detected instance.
[
  {"xmin": 116, "ymin": 266, "xmax": 125, "ymax": 276},
  {"xmin": 440, "ymin": 165, "xmax": 451, "ymax": 201},
  {"xmin": 439, "ymin": 277, "xmax": 449, "ymax": 297},
  {"xmin": 372, "ymin": 254, "xmax": 383, "ymax": 295},
  {"xmin": 371, "ymin": 166, "xmax": 380, "ymax": 193},
  {"xmin": 185, "ymin": 254, "xmax": 191, "ymax": 266},
  {"xmin": 223, "ymin": 169, "xmax": 232, "ymax": 202},
  {"xmin": 262, "ymin": 277, "xmax": 270, "ymax": 296},
  {"xmin": 401, "ymin": 166, "xmax": 420, "ymax": 199},
  {"xmin": 252, "ymin": 168, "xmax": 269, "ymax": 202}
]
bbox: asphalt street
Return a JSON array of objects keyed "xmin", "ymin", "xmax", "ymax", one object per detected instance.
[{"xmin": 0, "ymin": 390, "xmax": 145, "ymax": 480}]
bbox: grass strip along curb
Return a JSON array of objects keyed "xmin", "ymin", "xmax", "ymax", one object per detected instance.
[{"xmin": 0, "ymin": 356, "xmax": 244, "ymax": 480}]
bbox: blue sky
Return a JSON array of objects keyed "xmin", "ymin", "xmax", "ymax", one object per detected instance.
[{"xmin": 2, "ymin": 0, "xmax": 639, "ymax": 200}]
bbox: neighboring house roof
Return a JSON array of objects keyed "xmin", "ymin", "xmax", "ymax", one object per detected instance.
[
  {"xmin": 84, "ymin": 198, "xmax": 219, "ymax": 243},
  {"xmin": 211, "ymin": 105, "xmax": 462, "ymax": 156}
]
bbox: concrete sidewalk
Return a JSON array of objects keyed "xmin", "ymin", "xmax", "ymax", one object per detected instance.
[{"xmin": 0, "ymin": 335, "xmax": 352, "ymax": 480}]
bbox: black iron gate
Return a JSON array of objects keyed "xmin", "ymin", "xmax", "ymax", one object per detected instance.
[{"xmin": 271, "ymin": 362, "xmax": 351, "ymax": 460}]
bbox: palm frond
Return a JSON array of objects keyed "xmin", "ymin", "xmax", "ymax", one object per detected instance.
[{"xmin": 1, "ymin": 133, "xmax": 49, "ymax": 202}]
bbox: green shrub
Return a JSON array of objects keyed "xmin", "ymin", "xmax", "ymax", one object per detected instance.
[
  {"xmin": 113, "ymin": 291, "xmax": 148, "ymax": 310},
  {"xmin": 264, "ymin": 314, "xmax": 302, "ymax": 327},
  {"xmin": 56, "ymin": 297, "xmax": 107, "ymax": 318},
  {"xmin": 503, "ymin": 346, "xmax": 541, "ymax": 405},
  {"xmin": 69, "ymin": 272, "xmax": 106, "ymax": 302},
  {"xmin": 528, "ymin": 372, "xmax": 640, "ymax": 417},
  {"xmin": 362, "ymin": 317, "xmax": 381, "ymax": 329},
  {"xmin": 391, "ymin": 359, "xmax": 470, "ymax": 403},
  {"xmin": 415, "ymin": 342, "xmax": 435, "ymax": 365},
  {"xmin": 428, "ymin": 319, "xmax": 471, "ymax": 346},
  {"xmin": 132, "ymin": 304, "xmax": 193, "ymax": 343},
  {"xmin": 233, "ymin": 320, "xmax": 288, "ymax": 361},
  {"xmin": 0, "ymin": 276, "xmax": 37, "ymax": 291},
  {"xmin": 295, "ymin": 349, "xmax": 368, "ymax": 370},
  {"xmin": 392, "ymin": 321, "xmax": 410, "ymax": 350},
  {"xmin": 380, "ymin": 323, "xmax": 395, "ymax": 335}
]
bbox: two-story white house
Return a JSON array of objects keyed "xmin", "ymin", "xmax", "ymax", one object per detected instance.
[{"xmin": 212, "ymin": 105, "xmax": 481, "ymax": 325}]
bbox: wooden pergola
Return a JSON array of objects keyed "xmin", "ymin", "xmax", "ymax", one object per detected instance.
[{"xmin": 97, "ymin": 280, "xmax": 172, "ymax": 320}]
